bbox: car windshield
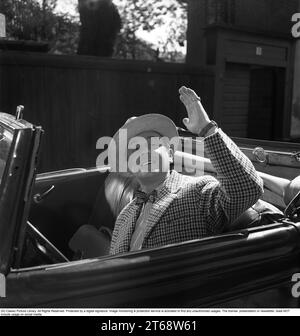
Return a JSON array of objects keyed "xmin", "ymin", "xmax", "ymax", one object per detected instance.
[{"xmin": 0, "ymin": 124, "xmax": 13, "ymax": 185}]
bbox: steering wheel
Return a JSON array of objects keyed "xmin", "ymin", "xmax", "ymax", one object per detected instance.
[
  {"xmin": 25, "ymin": 221, "xmax": 69, "ymax": 265},
  {"xmin": 284, "ymin": 191, "xmax": 300, "ymax": 222}
]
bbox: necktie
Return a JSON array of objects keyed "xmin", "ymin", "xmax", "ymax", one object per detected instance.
[
  {"xmin": 134, "ymin": 189, "xmax": 158, "ymax": 206},
  {"xmin": 130, "ymin": 189, "xmax": 158, "ymax": 251}
]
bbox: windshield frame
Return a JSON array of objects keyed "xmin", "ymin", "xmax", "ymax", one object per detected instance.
[
  {"xmin": 0, "ymin": 123, "xmax": 14, "ymax": 187},
  {"xmin": 0, "ymin": 112, "xmax": 43, "ymax": 275}
]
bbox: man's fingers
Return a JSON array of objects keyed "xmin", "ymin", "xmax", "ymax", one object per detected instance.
[
  {"xmin": 186, "ymin": 87, "xmax": 200, "ymax": 99},
  {"xmin": 180, "ymin": 86, "xmax": 201, "ymax": 102},
  {"xmin": 179, "ymin": 94, "xmax": 188, "ymax": 105},
  {"xmin": 180, "ymin": 95, "xmax": 194, "ymax": 119},
  {"xmin": 179, "ymin": 86, "xmax": 188, "ymax": 95}
]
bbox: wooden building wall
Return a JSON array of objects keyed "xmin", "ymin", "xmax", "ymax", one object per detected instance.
[
  {"xmin": 235, "ymin": 0, "xmax": 299, "ymax": 34},
  {"xmin": 206, "ymin": 26, "xmax": 294, "ymax": 141}
]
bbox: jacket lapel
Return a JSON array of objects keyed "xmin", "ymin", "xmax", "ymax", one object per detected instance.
[
  {"xmin": 111, "ymin": 201, "xmax": 141, "ymax": 254},
  {"xmin": 111, "ymin": 170, "xmax": 184, "ymax": 254},
  {"xmin": 142, "ymin": 170, "xmax": 183, "ymax": 244}
]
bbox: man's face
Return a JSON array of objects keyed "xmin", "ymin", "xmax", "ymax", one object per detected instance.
[{"xmin": 127, "ymin": 131, "xmax": 172, "ymax": 178}]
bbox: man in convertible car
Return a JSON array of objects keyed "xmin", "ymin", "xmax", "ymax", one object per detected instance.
[{"xmin": 108, "ymin": 86, "xmax": 264, "ymax": 255}]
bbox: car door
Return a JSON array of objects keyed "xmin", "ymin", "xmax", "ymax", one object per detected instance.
[{"xmin": 1, "ymin": 220, "xmax": 300, "ymax": 308}]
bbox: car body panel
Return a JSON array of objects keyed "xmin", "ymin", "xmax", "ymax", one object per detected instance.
[
  {"xmin": 1, "ymin": 222, "xmax": 300, "ymax": 308},
  {"xmin": 178, "ymin": 128, "xmax": 300, "ymax": 181}
]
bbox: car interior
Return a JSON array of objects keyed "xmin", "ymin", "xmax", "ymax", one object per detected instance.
[{"xmin": 24, "ymin": 164, "xmax": 293, "ymax": 269}]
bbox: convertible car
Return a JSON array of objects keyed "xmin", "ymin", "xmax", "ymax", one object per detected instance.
[{"xmin": 0, "ymin": 110, "xmax": 300, "ymax": 308}]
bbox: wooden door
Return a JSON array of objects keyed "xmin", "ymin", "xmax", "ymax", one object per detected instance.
[{"xmin": 222, "ymin": 63, "xmax": 250, "ymax": 137}]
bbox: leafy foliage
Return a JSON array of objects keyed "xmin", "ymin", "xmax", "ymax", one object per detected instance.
[
  {"xmin": 0, "ymin": 0, "xmax": 188, "ymax": 61},
  {"xmin": 114, "ymin": 0, "xmax": 187, "ymax": 62},
  {"xmin": 0, "ymin": 0, "xmax": 79, "ymax": 54}
]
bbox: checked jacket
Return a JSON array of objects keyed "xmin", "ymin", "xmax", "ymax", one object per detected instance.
[{"xmin": 109, "ymin": 128, "xmax": 264, "ymax": 255}]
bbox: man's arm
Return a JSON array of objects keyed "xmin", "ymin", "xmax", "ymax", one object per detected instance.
[
  {"xmin": 203, "ymin": 128, "xmax": 263, "ymax": 226},
  {"xmin": 179, "ymin": 86, "xmax": 263, "ymax": 231}
]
